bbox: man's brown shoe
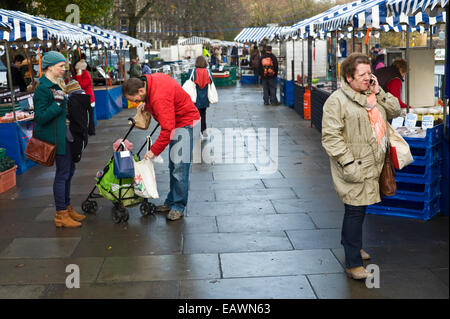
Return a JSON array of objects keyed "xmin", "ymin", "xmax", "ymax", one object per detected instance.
[
  {"xmin": 345, "ymin": 266, "xmax": 373, "ymax": 280},
  {"xmin": 360, "ymin": 249, "xmax": 371, "ymax": 260},
  {"xmin": 156, "ymin": 205, "xmax": 171, "ymax": 213},
  {"xmin": 67, "ymin": 204, "xmax": 86, "ymax": 222}
]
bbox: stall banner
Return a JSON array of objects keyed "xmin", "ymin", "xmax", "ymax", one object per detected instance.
[
  {"xmin": 94, "ymin": 86, "xmax": 124, "ymax": 120},
  {"xmin": 0, "ymin": 121, "xmax": 37, "ymax": 175}
]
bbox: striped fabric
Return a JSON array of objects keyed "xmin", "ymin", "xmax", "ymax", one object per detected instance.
[
  {"xmin": 387, "ymin": 0, "xmax": 448, "ymax": 16},
  {"xmin": 234, "ymin": 27, "xmax": 287, "ymax": 43},
  {"xmin": 179, "ymin": 36, "xmax": 211, "ymax": 45}
]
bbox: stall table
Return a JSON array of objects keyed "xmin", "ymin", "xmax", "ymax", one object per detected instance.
[{"xmin": 94, "ymin": 85, "xmax": 124, "ymax": 120}]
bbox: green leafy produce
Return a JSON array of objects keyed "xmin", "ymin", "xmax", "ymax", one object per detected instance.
[{"xmin": 0, "ymin": 156, "xmax": 15, "ymax": 172}]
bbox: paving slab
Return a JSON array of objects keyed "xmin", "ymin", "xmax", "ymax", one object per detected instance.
[
  {"xmin": 215, "ymin": 188, "xmax": 297, "ymax": 202},
  {"xmin": 183, "ymin": 232, "xmax": 293, "ymax": 254},
  {"xmin": 0, "ymin": 285, "xmax": 47, "ymax": 299},
  {"xmin": 186, "ymin": 200, "xmax": 275, "ymax": 217},
  {"xmin": 97, "ymin": 254, "xmax": 220, "ymax": 283},
  {"xmin": 0, "ymin": 237, "xmax": 81, "ymax": 259},
  {"xmin": 180, "ymin": 276, "xmax": 316, "ymax": 299},
  {"xmin": 217, "ymin": 213, "xmax": 315, "ymax": 232},
  {"xmin": 287, "ymin": 229, "xmax": 342, "ymax": 250},
  {"xmin": 220, "ymin": 249, "xmax": 343, "ymax": 278}
]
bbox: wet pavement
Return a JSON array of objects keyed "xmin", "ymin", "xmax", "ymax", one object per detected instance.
[{"xmin": 0, "ymin": 82, "xmax": 448, "ymax": 299}]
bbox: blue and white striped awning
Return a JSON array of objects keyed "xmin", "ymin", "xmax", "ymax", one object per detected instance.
[
  {"xmin": 179, "ymin": 36, "xmax": 211, "ymax": 45},
  {"xmin": 0, "ymin": 21, "xmax": 12, "ymax": 32},
  {"xmin": 387, "ymin": 0, "xmax": 448, "ymax": 16},
  {"xmin": 0, "ymin": 9, "xmax": 90, "ymax": 43},
  {"xmin": 234, "ymin": 26, "xmax": 287, "ymax": 43},
  {"xmin": 79, "ymin": 24, "xmax": 151, "ymax": 49}
]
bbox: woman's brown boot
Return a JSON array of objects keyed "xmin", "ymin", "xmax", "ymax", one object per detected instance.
[
  {"xmin": 54, "ymin": 210, "xmax": 82, "ymax": 228},
  {"xmin": 66, "ymin": 204, "xmax": 86, "ymax": 222}
]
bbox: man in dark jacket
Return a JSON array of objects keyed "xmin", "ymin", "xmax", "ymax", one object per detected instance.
[
  {"xmin": 8, "ymin": 54, "xmax": 27, "ymax": 92},
  {"xmin": 259, "ymin": 46, "xmax": 280, "ymax": 105}
]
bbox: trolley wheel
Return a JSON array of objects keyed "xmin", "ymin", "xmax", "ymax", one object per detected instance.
[
  {"xmin": 81, "ymin": 200, "xmax": 90, "ymax": 213},
  {"xmin": 90, "ymin": 201, "xmax": 98, "ymax": 213},
  {"xmin": 122, "ymin": 210, "xmax": 130, "ymax": 222},
  {"xmin": 112, "ymin": 212, "xmax": 122, "ymax": 224},
  {"xmin": 140, "ymin": 202, "xmax": 155, "ymax": 216},
  {"xmin": 82, "ymin": 200, "xmax": 97, "ymax": 214}
]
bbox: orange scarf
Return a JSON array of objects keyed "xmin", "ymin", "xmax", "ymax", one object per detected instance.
[{"xmin": 366, "ymin": 93, "xmax": 386, "ymax": 146}]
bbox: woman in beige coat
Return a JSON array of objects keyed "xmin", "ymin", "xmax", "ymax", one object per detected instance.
[{"xmin": 321, "ymin": 53, "xmax": 401, "ymax": 280}]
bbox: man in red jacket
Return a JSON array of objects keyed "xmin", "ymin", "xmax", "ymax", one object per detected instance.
[{"xmin": 122, "ymin": 74, "xmax": 200, "ymax": 220}]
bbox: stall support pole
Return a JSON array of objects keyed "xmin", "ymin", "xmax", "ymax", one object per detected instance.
[
  {"xmin": 352, "ymin": 29, "xmax": 356, "ymax": 53},
  {"xmin": 444, "ymin": 4, "xmax": 449, "ymax": 137},
  {"xmin": 4, "ymin": 42, "xmax": 17, "ymax": 122},
  {"xmin": 308, "ymin": 36, "xmax": 313, "ymax": 128},
  {"xmin": 406, "ymin": 28, "xmax": 410, "ymax": 114},
  {"xmin": 292, "ymin": 40, "xmax": 295, "ymax": 82},
  {"xmin": 331, "ymin": 31, "xmax": 337, "ymax": 92}
]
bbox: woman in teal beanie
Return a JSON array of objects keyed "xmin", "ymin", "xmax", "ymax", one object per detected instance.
[{"xmin": 33, "ymin": 51, "xmax": 85, "ymax": 228}]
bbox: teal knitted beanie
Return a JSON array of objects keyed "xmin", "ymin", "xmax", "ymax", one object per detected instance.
[{"xmin": 42, "ymin": 51, "xmax": 66, "ymax": 70}]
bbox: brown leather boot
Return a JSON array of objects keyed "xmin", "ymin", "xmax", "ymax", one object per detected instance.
[
  {"xmin": 360, "ymin": 249, "xmax": 371, "ymax": 260},
  {"xmin": 54, "ymin": 210, "xmax": 82, "ymax": 228},
  {"xmin": 346, "ymin": 266, "xmax": 373, "ymax": 280},
  {"xmin": 67, "ymin": 204, "xmax": 86, "ymax": 222}
]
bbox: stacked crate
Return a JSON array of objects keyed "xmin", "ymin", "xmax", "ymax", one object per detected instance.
[{"xmin": 367, "ymin": 124, "xmax": 444, "ymax": 220}]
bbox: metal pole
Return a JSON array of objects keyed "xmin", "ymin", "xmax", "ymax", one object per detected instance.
[
  {"xmin": 406, "ymin": 28, "xmax": 410, "ymax": 114},
  {"xmin": 331, "ymin": 31, "xmax": 337, "ymax": 92},
  {"xmin": 4, "ymin": 42, "xmax": 17, "ymax": 122},
  {"xmin": 352, "ymin": 29, "xmax": 356, "ymax": 52},
  {"xmin": 292, "ymin": 40, "xmax": 295, "ymax": 82},
  {"xmin": 307, "ymin": 36, "xmax": 312, "ymax": 89},
  {"xmin": 444, "ymin": 4, "xmax": 449, "ymax": 137}
]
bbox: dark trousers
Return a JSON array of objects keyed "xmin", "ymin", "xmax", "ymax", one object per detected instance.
[
  {"xmin": 262, "ymin": 77, "xmax": 278, "ymax": 104},
  {"xmin": 199, "ymin": 108, "xmax": 207, "ymax": 133},
  {"xmin": 88, "ymin": 105, "xmax": 95, "ymax": 135},
  {"xmin": 54, "ymin": 141, "xmax": 76, "ymax": 211},
  {"xmin": 341, "ymin": 204, "xmax": 367, "ymax": 268}
]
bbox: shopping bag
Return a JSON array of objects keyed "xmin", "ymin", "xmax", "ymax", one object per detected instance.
[
  {"xmin": 131, "ymin": 103, "xmax": 151, "ymax": 130},
  {"xmin": 379, "ymin": 143, "xmax": 397, "ymax": 197},
  {"xmin": 387, "ymin": 123, "xmax": 413, "ymax": 170},
  {"xmin": 133, "ymin": 136, "xmax": 159, "ymax": 198},
  {"xmin": 208, "ymin": 75, "xmax": 219, "ymax": 104},
  {"xmin": 113, "ymin": 142, "xmax": 135, "ymax": 179},
  {"xmin": 96, "ymin": 158, "xmax": 143, "ymax": 207},
  {"xmin": 182, "ymin": 69, "xmax": 197, "ymax": 103}
]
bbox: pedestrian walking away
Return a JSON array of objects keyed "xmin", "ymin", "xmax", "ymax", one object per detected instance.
[
  {"xmin": 250, "ymin": 45, "xmax": 261, "ymax": 83},
  {"xmin": 321, "ymin": 53, "xmax": 401, "ymax": 280},
  {"xmin": 122, "ymin": 73, "xmax": 201, "ymax": 220},
  {"xmin": 259, "ymin": 45, "xmax": 280, "ymax": 106},
  {"xmin": 32, "ymin": 51, "xmax": 86, "ymax": 228},
  {"xmin": 191, "ymin": 56, "xmax": 213, "ymax": 140}
]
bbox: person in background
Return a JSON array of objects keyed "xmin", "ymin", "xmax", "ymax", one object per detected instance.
[
  {"xmin": 79, "ymin": 53, "xmax": 92, "ymax": 72},
  {"xmin": 371, "ymin": 49, "xmax": 385, "ymax": 71},
  {"xmin": 141, "ymin": 62, "xmax": 152, "ymax": 75},
  {"xmin": 129, "ymin": 57, "xmax": 142, "ymax": 78},
  {"xmin": 8, "ymin": 54, "xmax": 27, "ymax": 92},
  {"xmin": 373, "ymin": 58, "xmax": 409, "ymax": 109},
  {"xmin": 203, "ymin": 46, "xmax": 211, "ymax": 59},
  {"xmin": 250, "ymin": 45, "xmax": 261, "ymax": 81},
  {"xmin": 33, "ymin": 51, "xmax": 86, "ymax": 228},
  {"xmin": 122, "ymin": 72, "xmax": 200, "ymax": 221},
  {"xmin": 321, "ymin": 53, "xmax": 401, "ymax": 280},
  {"xmin": 231, "ymin": 43, "xmax": 238, "ymax": 66},
  {"xmin": 73, "ymin": 59, "xmax": 96, "ymax": 135},
  {"xmin": 259, "ymin": 45, "xmax": 280, "ymax": 106},
  {"xmin": 191, "ymin": 56, "xmax": 212, "ymax": 140}
]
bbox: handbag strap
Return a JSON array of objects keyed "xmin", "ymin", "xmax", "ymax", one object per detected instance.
[
  {"xmin": 190, "ymin": 68, "xmax": 195, "ymax": 81},
  {"xmin": 146, "ymin": 136, "xmax": 152, "ymax": 152}
]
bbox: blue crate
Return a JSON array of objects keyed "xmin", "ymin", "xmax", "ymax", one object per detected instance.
[
  {"xmin": 389, "ymin": 178, "xmax": 441, "ymax": 201},
  {"xmin": 409, "ymin": 145, "xmax": 442, "ymax": 166},
  {"xmin": 395, "ymin": 161, "xmax": 442, "ymax": 184},
  {"xmin": 403, "ymin": 124, "xmax": 443, "ymax": 148},
  {"xmin": 240, "ymin": 74, "xmax": 258, "ymax": 84},
  {"xmin": 367, "ymin": 195, "xmax": 441, "ymax": 220}
]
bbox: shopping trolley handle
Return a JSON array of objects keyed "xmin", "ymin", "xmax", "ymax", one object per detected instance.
[{"xmin": 128, "ymin": 117, "xmax": 136, "ymax": 126}]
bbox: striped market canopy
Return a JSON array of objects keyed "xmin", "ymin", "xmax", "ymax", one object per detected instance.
[
  {"xmin": 0, "ymin": 9, "xmax": 90, "ymax": 43},
  {"xmin": 179, "ymin": 36, "xmax": 211, "ymax": 45},
  {"xmin": 387, "ymin": 0, "xmax": 448, "ymax": 16},
  {"xmin": 234, "ymin": 26, "xmax": 287, "ymax": 43},
  {"xmin": 79, "ymin": 24, "xmax": 151, "ymax": 49}
]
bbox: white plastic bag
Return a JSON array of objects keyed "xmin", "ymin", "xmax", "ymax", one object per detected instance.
[
  {"xmin": 133, "ymin": 136, "xmax": 159, "ymax": 198},
  {"xmin": 208, "ymin": 79, "xmax": 219, "ymax": 104},
  {"xmin": 388, "ymin": 123, "xmax": 414, "ymax": 170},
  {"xmin": 182, "ymin": 69, "xmax": 197, "ymax": 103}
]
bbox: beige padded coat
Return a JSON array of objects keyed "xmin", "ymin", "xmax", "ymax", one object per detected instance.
[{"xmin": 321, "ymin": 81, "xmax": 401, "ymax": 206}]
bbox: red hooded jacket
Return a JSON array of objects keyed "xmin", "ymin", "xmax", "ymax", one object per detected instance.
[
  {"xmin": 143, "ymin": 74, "xmax": 200, "ymax": 156},
  {"xmin": 73, "ymin": 70, "xmax": 95, "ymax": 104}
]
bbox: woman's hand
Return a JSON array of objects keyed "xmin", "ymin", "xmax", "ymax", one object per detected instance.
[{"xmin": 369, "ymin": 74, "xmax": 380, "ymax": 95}]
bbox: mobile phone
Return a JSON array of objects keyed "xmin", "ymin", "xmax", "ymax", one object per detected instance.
[{"xmin": 369, "ymin": 79, "xmax": 374, "ymax": 85}]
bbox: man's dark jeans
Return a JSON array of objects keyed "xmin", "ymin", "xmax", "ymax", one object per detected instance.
[
  {"xmin": 262, "ymin": 77, "xmax": 278, "ymax": 104},
  {"xmin": 341, "ymin": 204, "xmax": 367, "ymax": 268}
]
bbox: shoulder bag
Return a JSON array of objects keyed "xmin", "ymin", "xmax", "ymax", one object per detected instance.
[
  {"xmin": 25, "ymin": 120, "xmax": 57, "ymax": 167},
  {"xmin": 182, "ymin": 68, "xmax": 197, "ymax": 103}
]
